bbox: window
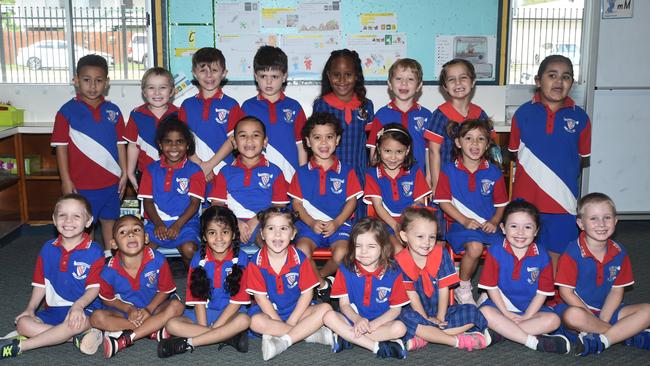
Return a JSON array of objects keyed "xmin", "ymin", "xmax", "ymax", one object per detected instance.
[
  {"xmin": 507, "ymin": 0, "xmax": 585, "ymax": 85},
  {"xmin": 0, "ymin": 0, "xmax": 152, "ymax": 83}
]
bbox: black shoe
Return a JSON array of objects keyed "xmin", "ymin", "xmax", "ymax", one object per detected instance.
[
  {"xmin": 317, "ymin": 277, "xmax": 334, "ymax": 303},
  {"xmin": 376, "ymin": 340, "xmax": 407, "ymax": 359},
  {"xmin": 157, "ymin": 337, "xmax": 194, "ymax": 358},
  {"xmin": 486, "ymin": 328, "xmax": 505, "ymax": 346},
  {"xmin": 537, "ymin": 334, "xmax": 570, "ymax": 354},
  {"xmin": 0, "ymin": 339, "xmax": 20, "ymax": 359},
  {"xmin": 218, "ymin": 330, "xmax": 248, "ymax": 353}
]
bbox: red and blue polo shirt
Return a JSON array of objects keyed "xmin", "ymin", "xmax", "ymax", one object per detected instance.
[
  {"xmin": 364, "ymin": 166, "xmax": 431, "ymax": 218},
  {"xmin": 123, "ymin": 103, "xmax": 178, "ymax": 172}
]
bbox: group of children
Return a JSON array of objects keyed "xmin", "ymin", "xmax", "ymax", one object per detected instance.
[{"xmin": 0, "ymin": 45, "xmax": 648, "ymax": 361}]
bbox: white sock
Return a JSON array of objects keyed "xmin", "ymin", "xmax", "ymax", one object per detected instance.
[
  {"xmin": 372, "ymin": 341, "xmax": 379, "ymax": 353},
  {"xmin": 130, "ymin": 332, "xmax": 136, "ymax": 341},
  {"xmin": 280, "ymin": 334, "xmax": 293, "ymax": 347},
  {"xmin": 525, "ymin": 335, "xmax": 538, "ymax": 350},
  {"xmin": 104, "ymin": 249, "xmax": 112, "ymax": 258},
  {"xmin": 600, "ymin": 334, "xmax": 610, "ymax": 349},
  {"xmin": 187, "ymin": 337, "xmax": 193, "ymax": 347},
  {"xmin": 454, "ymin": 336, "xmax": 460, "ymax": 348}
]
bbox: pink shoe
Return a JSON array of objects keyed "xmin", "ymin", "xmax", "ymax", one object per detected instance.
[
  {"xmin": 456, "ymin": 332, "xmax": 487, "ymax": 351},
  {"xmin": 406, "ymin": 336, "xmax": 427, "ymax": 351}
]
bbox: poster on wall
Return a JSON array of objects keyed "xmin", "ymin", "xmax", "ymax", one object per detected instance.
[
  {"xmin": 215, "ymin": 1, "xmax": 261, "ymax": 34},
  {"xmin": 282, "ymin": 33, "xmax": 341, "ymax": 79},
  {"xmin": 296, "ymin": 1, "xmax": 340, "ymax": 32},
  {"xmin": 348, "ymin": 33, "xmax": 407, "ymax": 78},
  {"xmin": 434, "ymin": 35, "xmax": 497, "ymax": 81},
  {"xmin": 217, "ymin": 34, "xmax": 278, "ymax": 79},
  {"xmin": 602, "ymin": 0, "xmax": 633, "ymax": 19}
]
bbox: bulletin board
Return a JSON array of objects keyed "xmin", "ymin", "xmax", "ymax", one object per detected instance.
[{"xmin": 167, "ymin": 0, "xmax": 505, "ymax": 84}]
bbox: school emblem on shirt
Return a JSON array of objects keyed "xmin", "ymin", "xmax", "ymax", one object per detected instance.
[
  {"xmin": 285, "ymin": 272, "xmax": 299, "ymax": 289},
  {"xmin": 215, "ymin": 108, "xmax": 229, "ymax": 124},
  {"xmin": 376, "ymin": 286, "xmax": 391, "ymax": 303},
  {"xmin": 258, "ymin": 173, "xmax": 273, "ymax": 189},
  {"xmin": 480, "ymin": 179, "xmax": 495, "ymax": 196},
  {"xmin": 72, "ymin": 261, "xmax": 91, "ymax": 280},
  {"xmin": 225, "ymin": 267, "xmax": 232, "ymax": 276},
  {"xmin": 607, "ymin": 265, "xmax": 621, "ymax": 282},
  {"xmin": 282, "ymin": 109, "xmax": 295, "ymax": 123},
  {"xmin": 176, "ymin": 177, "xmax": 189, "ymax": 194},
  {"xmin": 401, "ymin": 181, "xmax": 413, "ymax": 197},
  {"xmin": 413, "ymin": 117, "xmax": 426, "ymax": 132},
  {"xmin": 106, "ymin": 109, "xmax": 119, "ymax": 124},
  {"xmin": 563, "ymin": 117, "xmax": 578, "ymax": 133},
  {"xmin": 144, "ymin": 270, "xmax": 158, "ymax": 288},
  {"xmin": 526, "ymin": 266, "xmax": 540, "ymax": 285},
  {"xmin": 330, "ymin": 178, "xmax": 344, "ymax": 194}
]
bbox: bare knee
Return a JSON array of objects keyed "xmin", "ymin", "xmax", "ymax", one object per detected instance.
[
  {"xmin": 323, "ymin": 310, "xmax": 340, "ymax": 325},
  {"xmin": 250, "ymin": 313, "xmax": 270, "ymax": 333},
  {"xmin": 464, "ymin": 242, "xmax": 484, "ymax": 258},
  {"xmin": 233, "ymin": 313, "xmax": 251, "ymax": 329},
  {"xmin": 563, "ymin": 306, "xmax": 591, "ymax": 330},
  {"xmin": 179, "ymin": 242, "xmax": 197, "ymax": 260},
  {"xmin": 166, "ymin": 299, "xmax": 185, "ymax": 317},
  {"xmin": 296, "ymin": 240, "xmax": 314, "ymax": 257},
  {"xmin": 90, "ymin": 310, "xmax": 109, "ymax": 329},
  {"xmin": 391, "ymin": 321, "xmax": 407, "ymax": 337}
]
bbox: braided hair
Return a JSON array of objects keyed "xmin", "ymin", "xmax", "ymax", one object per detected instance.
[{"xmin": 189, "ymin": 206, "xmax": 244, "ymax": 300}]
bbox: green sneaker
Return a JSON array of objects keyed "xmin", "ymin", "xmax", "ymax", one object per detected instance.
[
  {"xmin": 0, "ymin": 338, "xmax": 21, "ymax": 359},
  {"xmin": 72, "ymin": 328, "xmax": 103, "ymax": 355}
]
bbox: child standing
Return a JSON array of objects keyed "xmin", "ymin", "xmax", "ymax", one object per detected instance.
[
  {"xmin": 90, "ymin": 215, "xmax": 184, "ymax": 358},
  {"xmin": 313, "ymin": 49, "xmax": 375, "ymax": 219},
  {"xmin": 554, "ymin": 192, "xmax": 650, "ymax": 355},
  {"xmin": 364, "ymin": 123, "xmax": 431, "ymax": 251},
  {"xmin": 124, "ymin": 67, "xmax": 178, "ymax": 191},
  {"xmin": 1, "ymin": 194, "xmax": 104, "ymax": 359},
  {"xmin": 478, "ymin": 201, "xmax": 570, "ymax": 354},
  {"xmin": 395, "ymin": 207, "xmax": 488, "ymax": 352},
  {"xmin": 158, "ymin": 206, "xmax": 251, "ymax": 358},
  {"xmin": 208, "ymin": 116, "xmax": 289, "ymax": 251},
  {"xmin": 366, "ymin": 59, "xmax": 435, "ymax": 182},
  {"xmin": 51, "ymin": 54, "xmax": 127, "ymax": 256},
  {"xmin": 323, "ymin": 217, "xmax": 409, "ymax": 359},
  {"xmin": 508, "ymin": 55, "xmax": 591, "ymax": 269},
  {"xmin": 246, "ymin": 208, "xmax": 333, "ymax": 361},
  {"xmin": 289, "ymin": 112, "xmax": 363, "ymax": 297},
  {"xmin": 241, "ymin": 45, "xmax": 308, "ymax": 183},
  {"xmin": 434, "ymin": 119, "xmax": 508, "ymax": 305},
  {"xmin": 138, "ymin": 117, "xmax": 205, "ymax": 265}
]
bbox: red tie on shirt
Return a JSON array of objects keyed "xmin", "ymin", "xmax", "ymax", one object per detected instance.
[
  {"xmin": 398, "ymin": 245, "xmax": 443, "ymax": 297},
  {"xmin": 354, "ymin": 261, "xmax": 384, "ymax": 307},
  {"xmin": 323, "ymin": 93, "xmax": 362, "ymax": 124}
]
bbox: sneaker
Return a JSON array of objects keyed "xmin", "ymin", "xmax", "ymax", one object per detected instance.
[
  {"xmin": 157, "ymin": 337, "xmax": 194, "ymax": 358},
  {"xmin": 625, "ymin": 329, "xmax": 650, "ymax": 350},
  {"xmin": 331, "ymin": 333, "xmax": 352, "ymax": 353},
  {"xmin": 261, "ymin": 334, "xmax": 289, "ymax": 361},
  {"xmin": 217, "ymin": 330, "xmax": 249, "ymax": 353},
  {"xmin": 317, "ymin": 277, "xmax": 334, "ymax": 304},
  {"xmin": 454, "ymin": 282, "xmax": 477, "ymax": 306},
  {"xmin": 0, "ymin": 331, "xmax": 23, "ymax": 340},
  {"xmin": 305, "ymin": 326, "xmax": 333, "ymax": 346},
  {"xmin": 456, "ymin": 331, "xmax": 488, "ymax": 351},
  {"xmin": 376, "ymin": 339, "xmax": 407, "ymax": 359},
  {"xmin": 103, "ymin": 330, "xmax": 134, "ymax": 359},
  {"xmin": 537, "ymin": 334, "xmax": 570, "ymax": 354},
  {"xmin": 406, "ymin": 336, "xmax": 427, "ymax": 351},
  {"xmin": 0, "ymin": 339, "xmax": 20, "ymax": 359},
  {"xmin": 72, "ymin": 328, "xmax": 103, "ymax": 355},
  {"xmin": 575, "ymin": 333, "xmax": 605, "ymax": 356},
  {"xmin": 149, "ymin": 328, "xmax": 170, "ymax": 342},
  {"xmin": 483, "ymin": 328, "xmax": 502, "ymax": 347},
  {"xmin": 477, "ymin": 292, "xmax": 489, "ymax": 306}
]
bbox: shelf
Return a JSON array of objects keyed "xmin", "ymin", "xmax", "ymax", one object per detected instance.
[{"xmin": 25, "ymin": 170, "xmax": 60, "ymax": 180}]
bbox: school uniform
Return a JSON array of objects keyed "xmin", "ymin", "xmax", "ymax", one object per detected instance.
[
  {"xmin": 508, "ymin": 93, "xmax": 591, "ymax": 253},
  {"xmin": 32, "ymin": 234, "xmax": 104, "ymax": 325},
  {"xmin": 246, "ymin": 246, "xmax": 319, "ymax": 321},
  {"xmin": 288, "ymin": 158, "xmax": 363, "ymax": 247},
  {"xmin": 138, "ymin": 157, "xmax": 205, "ymax": 248},
  {"xmin": 395, "ymin": 246, "xmax": 487, "ymax": 340},
  {"xmin": 434, "ymin": 159, "xmax": 508, "ymax": 253},
  {"xmin": 241, "ymin": 93, "xmax": 307, "ymax": 182},
  {"xmin": 478, "ymin": 241, "xmax": 555, "ymax": 314},
  {"xmin": 123, "ymin": 103, "xmax": 178, "ymax": 172}
]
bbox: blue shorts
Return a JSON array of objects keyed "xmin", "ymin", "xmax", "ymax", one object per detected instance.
[
  {"xmin": 103, "ymin": 293, "xmax": 181, "ymax": 318},
  {"xmin": 295, "ymin": 220, "xmax": 351, "ymax": 248},
  {"xmin": 537, "ymin": 213, "xmax": 578, "ymax": 254},
  {"xmin": 145, "ymin": 219, "xmax": 200, "ymax": 249},
  {"xmin": 480, "ymin": 299, "xmax": 556, "ymax": 315},
  {"xmin": 36, "ymin": 306, "xmax": 93, "ymax": 326},
  {"xmin": 183, "ymin": 307, "xmax": 224, "ymax": 326},
  {"xmin": 78, "ymin": 184, "xmax": 120, "ymax": 221},
  {"xmin": 399, "ymin": 303, "xmax": 487, "ymax": 340},
  {"xmin": 553, "ymin": 303, "xmax": 625, "ymax": 342},
  {"xmin": 446, "ymin": 222, "xmax": 504, "ymax": 254},
  {"xmin": 248, "ymin": 304, "xmax": 292, "ymax": 322}
]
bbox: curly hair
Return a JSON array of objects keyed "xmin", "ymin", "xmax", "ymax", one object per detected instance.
[{"xmin": 301, "ymin": 112, "xmax": 343, "ymax": 157}]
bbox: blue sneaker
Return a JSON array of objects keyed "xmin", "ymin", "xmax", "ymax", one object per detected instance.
[
  {"xmin": 376, "ymin": 339, "xmax": 407, "ymax": 359},
  {"xmin": 331, "ymin": 333, "xmax": 352, "ymax": 353},
  {"xmin": 625, "ymin": 329, "xmax": 650, "ymax": 350},
  {"xmin": 575, "ymin": 333, "xmax": 606, "ymax": 356}
]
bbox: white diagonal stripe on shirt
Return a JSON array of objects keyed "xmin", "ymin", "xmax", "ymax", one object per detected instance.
[
  {"xmin": 136, "ymin": 136, "xmax": 159, "ymax": 161},
  {"xmin": 69, "ymin": 127, "xmax": 121, "ymax": 177},
  {"xmin": 226, "ymin": 193, "xmax": 256, "ymax": 219},
  {"xmin": 451, "ymin": 198, "xmax": 487, "ymax": 224},
  {"xmin": 264, "ymin": 144, "xmax": 295, "ymax": 182},
  {"xmin": 193, "ymin": 132, "xmax": 226, "ymax": 174}
]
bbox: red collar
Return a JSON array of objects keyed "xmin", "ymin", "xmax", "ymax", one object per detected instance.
[
  {"xmin": 354, "ymin": 260, "xmax": 385, "ymax": 279},
  {"xmin": 531, "ymin": 92, "xmax": 575, "ymax": 109},
  {"xmin": 75, "ymin": 94, "xmax": 105, "ymax": 110},
  {"xmin": 135, "ymin": 103, "xmax": 178, "ymax": 120},
  {"xmin": 160, "ymin": 156, "xmax": 188, "ymax": 169},
  {"xmin": 197, "ymin": 89, "xmax": 224, "ymax": 101},
  {"xmin": 233, "ymin": 155, "xmax": 269, "ymax": 169},
  {"xmin": 388, "ymin": 100, "xmax": 420, "ymax": 114},
  {"xmin": 503, "ymin": 239, "xmax": 540, "ymax": 258},
  {"xmin": 53, "ymin": 233, "xmax": 93, "ymax": 251},
  {"xmin": 257, "ymin": 92, "xmax": 286, "ymax": 104},
  {"xmin": 376, "ymin": 165, "xmax": 409, "ymax": 180},
  {"xmin": 323, "ymin": 93, "xmax": 362, "ymax": 124},
  {"xmin": 576, "ymin": 232, "xmax": 621, "ymax": 263},
  {"xmin": 109, "ymin": 246, "xmax": 155, "ymax": 271},
  {"xmin": 395, "ymin": 245, "xmax": 443, "ymax": 297},
  {"xmin": 454, "ymin": 158, "xmax": 489, "ymax": 174},
  {"xmin": 205, "ymin": 247, "xmax": 234, "ymax": 264},
  {"xmin": 307, "ymin": 156, "xmax": 341, "ymax": 173},
  {"xmin": 256, "ymin": 245, "xmax": 301, "ymax": 276},
  {"xmin": 437, "ymin": 101, "xmax": 483, "ymax": 122}
]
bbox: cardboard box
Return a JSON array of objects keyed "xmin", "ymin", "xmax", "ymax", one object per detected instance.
[{"xmin": 0, "ymin": 105, "xmax": 24, "ymax": 127}]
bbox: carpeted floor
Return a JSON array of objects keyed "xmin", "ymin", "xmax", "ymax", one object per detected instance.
[{"xmin": 0, "ymin": 221, "xmax": 648, "ymax": 365}]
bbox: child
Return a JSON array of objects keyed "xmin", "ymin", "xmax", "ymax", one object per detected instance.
[
  {"xmin": 208, "ymin": 116, "xmax": 289, "ymax": 251},
  {"xmin": 51, "ymin": 54, "xmax": 127, "ymax": 256},
  {"xmin": 179, "ymin": 47, "xmax": 243, "ymax": 180},
  {"xmin": 313, "ymin": 49, "xmax": 375, "ymax": 219},
  {"xmin": 0, "ymin": 194, "xmax": 104, "ymax": 359},
  {"xmin": 434, "ymin": 119, "xmax": 508, "ymax": 305},
  {"xmin": 241, "ymin": 45, "xmax": 308, "ymax": 183},
  {"xmin": 366, "ymin": 58, "xmax": 436, "ymax": 182},
  {"xmin": 323, "ymin": 217, "xmax": 409, "ymax": 359},
  {"xmin": 395, "ymin": 207, "xmax": 488, "ymax": 352},
  {"xmin": 138, "ymin": 117, "xmax": 205, "ymax": 265},
  {"xmin": 245, "ymin": 207, "xmax": 333, "ymax": 361},
  {"xmin": 508, "ymin": 55, "xmax": 591, "ymax": 268},
  {"xmin": 554, "ymin": 192, "xmax": 650, "ymax": 355},
  {"xmin": 124, "ymin": 67, "xmax": 178, "ymax": 191},
  {"xmin": 430, "ymin": 58, "xmax": 491, "ymax": 190},
  {"xmin": 158, "ymin": 206, "xmax": 251, "ymax": 358},
  {"xmin": 90, "ymin": 215, "xmax": 185, "ymax": 358},
  {"xmin": 478, "ymin": 201, "xmax": 570, "ymax": 354},
  {"xmin": 289, "ymin": 112, "xmax": 363, "ymax": 298},
  {"xmin": 364, "ymin": 123, "xmax": 431, "ymax": 251}
]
